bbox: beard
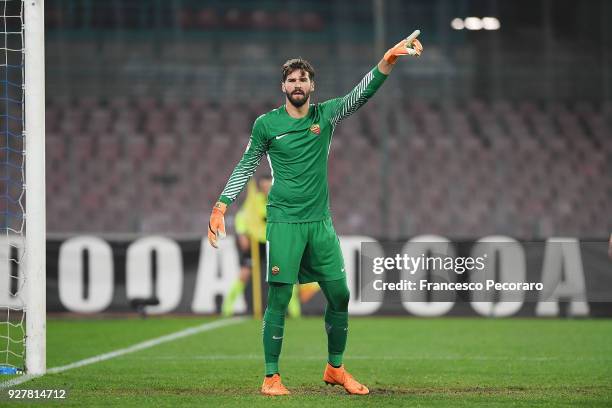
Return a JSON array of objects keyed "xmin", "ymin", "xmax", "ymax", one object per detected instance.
[{"xmin": 286, "ymin": 89, "xmax": 310, "ymax": 108}]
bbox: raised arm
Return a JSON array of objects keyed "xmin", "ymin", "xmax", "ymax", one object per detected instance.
[
  {"xmin": 208, "ymin": 119, "xmax": 268, "ymax": 248},
  {"xmin": 328, "ymin": 30, "xmax": 423, "ymax": 128},
  {"xmin": 328, "ymin": 66, "xmax": 388, "ymax": 128}
]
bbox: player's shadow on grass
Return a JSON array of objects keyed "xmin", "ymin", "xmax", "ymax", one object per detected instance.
[{"xmin": 275, "ymin": 385, "xmax": 581, "ymax": 397}]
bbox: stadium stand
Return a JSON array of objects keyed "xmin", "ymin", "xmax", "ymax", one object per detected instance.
[{"xmin": 44, "ymin": 97, "xmax": 611, "ymax": 238}]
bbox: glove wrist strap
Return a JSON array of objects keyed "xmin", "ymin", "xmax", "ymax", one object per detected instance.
[{"xmin": 213, "ymin": 201, "xmax": 227, "ymax": 215}]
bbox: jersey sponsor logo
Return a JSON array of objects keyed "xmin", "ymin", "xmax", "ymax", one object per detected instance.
[
  {"xmin": 310, "ymin": 124, "xmax": 321, "ymax": 135},
  {"xmin": 271, "ymin": 265, "xmax": 280, "ymax": 275},
  {"xmin": 275, "ymin": 133, "xmax": 290, "ymax": 140}
]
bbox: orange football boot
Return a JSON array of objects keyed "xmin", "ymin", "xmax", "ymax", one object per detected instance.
[
  {"xmin": 323, "ymin": 363, "xmax": 369, "ymax": 395},
  {"xmin": 261, "ymin": 374, "xmax": 290, "ymax": 396}
]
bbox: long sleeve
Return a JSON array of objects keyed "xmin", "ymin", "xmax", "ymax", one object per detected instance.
[
  {"xmin": 326, "ymin": 65, "xmax": 388, "ymax": 128},
  {"xmin": 218, "ymin": 118, "xmax": 268, "ymax": 205}
]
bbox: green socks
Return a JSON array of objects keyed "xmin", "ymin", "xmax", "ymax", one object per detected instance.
[
  {"xmin": 319, "ymin": 278, "xmax": 350, "ymax": 367},
  {"xmin": 264, "ymin": 306, "xmax": 348, "ymax": 374},
  {"xmin": 262, "ymin": 282, "xmax": 294, "ymax": 375},
  {"xmin": 325, "ymin": 308, "xmax": 348, "ymax": 367},
  {"xmin": 263, "ymin": 308, "xmax": 286, "ymax": 376},
  {"xmin": 262, "ymin": 280, "xmax": 348, "ymax": 375}
]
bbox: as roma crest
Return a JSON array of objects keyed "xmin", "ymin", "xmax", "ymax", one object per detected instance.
[{"xmin": 310, "ymin": 124, "xmax": 321, "ymax": 135}]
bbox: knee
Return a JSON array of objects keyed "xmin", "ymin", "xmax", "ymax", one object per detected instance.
[
  {"xmin": 278, "ymin": 288, "xmax": 293, "ymax": 309},
  {"xmin": 268, "ymin": 284, "xmax": 293, "ymax": 313},
  {"xmin": 331, "ymin": 287, "xmax": 350, "ymax": 312},
  {"xmin": 339, "ymin": 288, "xmax": 350, "ymax": 310}
]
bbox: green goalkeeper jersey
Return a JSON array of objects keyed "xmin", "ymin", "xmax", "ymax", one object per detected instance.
[{"xmin": 218, "ymin": 65, "xmax": 388, "ymax": 222}]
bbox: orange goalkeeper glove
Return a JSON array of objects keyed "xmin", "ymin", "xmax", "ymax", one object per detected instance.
[
  {"xmin": 208, "ymin": 201, "xmax": 227, "ymax": 248},
  {"xmin": 383, "ymin": 30, "xmax": 423, "ymax": 64}
]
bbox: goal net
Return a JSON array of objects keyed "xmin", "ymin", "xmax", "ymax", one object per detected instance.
[{"xmin": 0, "ymin": 0, "xmax": 45, "ymax": 376}]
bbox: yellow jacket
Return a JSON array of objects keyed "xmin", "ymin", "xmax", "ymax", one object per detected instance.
[{"xmin": 235, "ymin": 186, "xmax": 267, "ymax": 244}]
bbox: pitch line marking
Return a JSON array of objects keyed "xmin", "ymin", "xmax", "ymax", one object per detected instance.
[
  {"xmin": 122, "ymin": 354, "xmax": 610, "ymax": 362},
  {"xmin": 0, "ymin": 317, "xmax": 246, "ymax": 390}
]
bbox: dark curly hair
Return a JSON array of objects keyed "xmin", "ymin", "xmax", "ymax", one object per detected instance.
[{"xmin": 281, "ymin": 58, "xmax": 315, "ymax": 82}]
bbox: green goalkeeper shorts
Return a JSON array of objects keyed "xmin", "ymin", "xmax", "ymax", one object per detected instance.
[{"xmin": 266, "ymin": 217, "xmax": 345, "ymax": 284}]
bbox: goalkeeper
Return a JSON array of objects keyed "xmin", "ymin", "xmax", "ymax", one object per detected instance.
[{"xmin": 208, "ymin": 32, "xmax": 423, "ymax": 396}]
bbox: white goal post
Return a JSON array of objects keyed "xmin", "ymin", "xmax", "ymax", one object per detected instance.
[{"xmin": 24, "ymin": 0, "xmax": 46, "ymax": 375}]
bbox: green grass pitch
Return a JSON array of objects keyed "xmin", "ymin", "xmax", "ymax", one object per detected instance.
[{"xmin": 2, "ymin": 317, "xmax": 612, "ymax": 406}]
